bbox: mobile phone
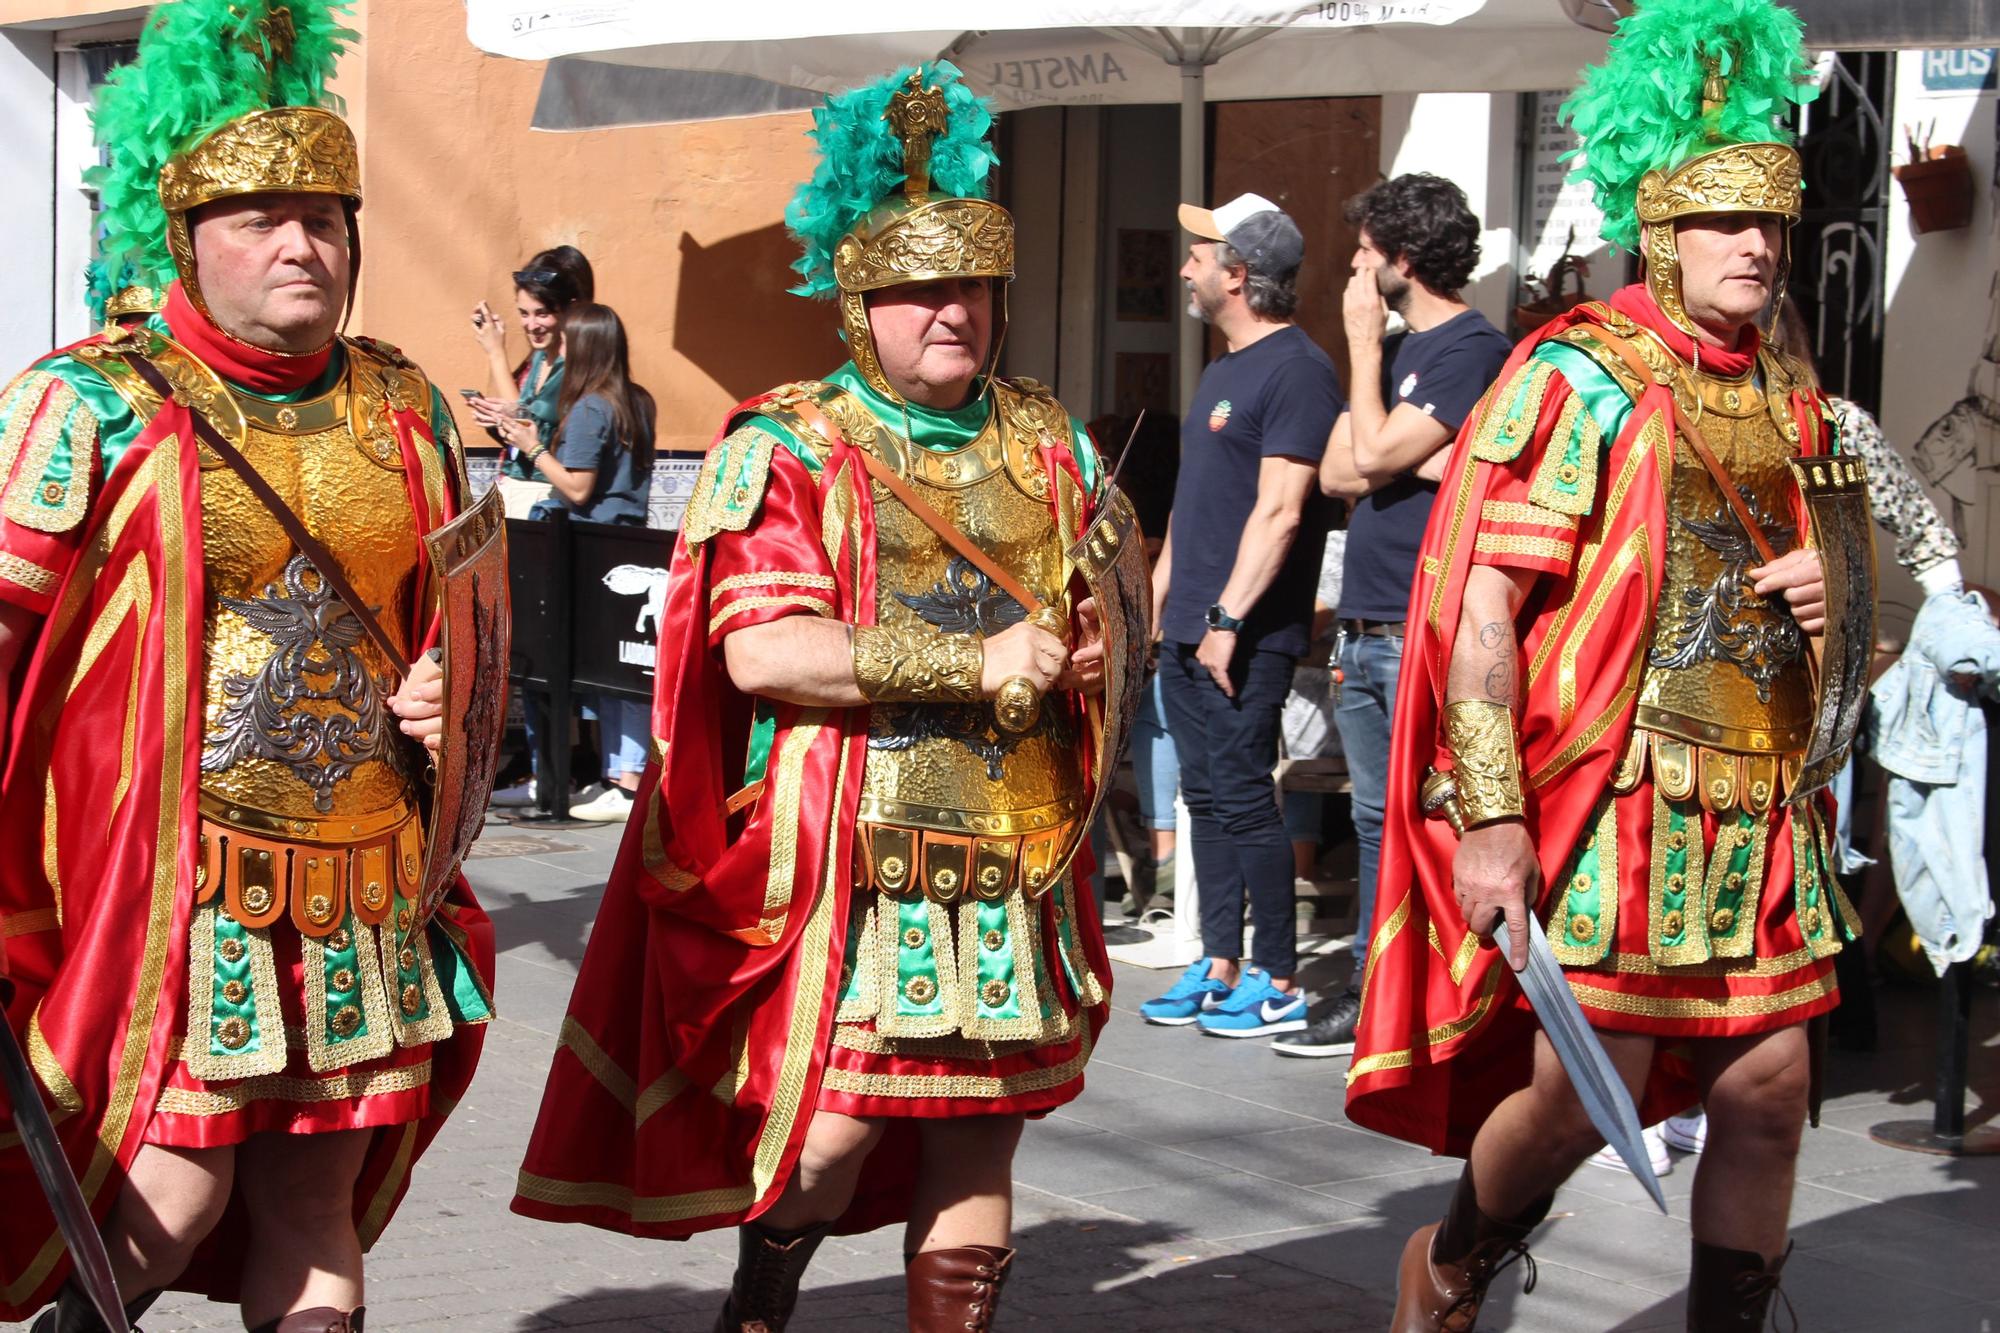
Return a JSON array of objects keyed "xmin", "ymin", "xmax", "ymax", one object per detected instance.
[{"xmin": 458, "ymin": 388, "xmax": 481, "ymax": 401}]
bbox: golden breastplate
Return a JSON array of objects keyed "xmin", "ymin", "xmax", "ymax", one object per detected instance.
[
  {"xmin": 859, "ymin": 417, "xmax": 1084, "ymax": 838},
  {"xmin": 1636, "ymin": 366, "xmax": 1814, "ymax": 755},
  {"xmin": 199, "ymin": 385, "xmax": 422, "ymax": 821}
]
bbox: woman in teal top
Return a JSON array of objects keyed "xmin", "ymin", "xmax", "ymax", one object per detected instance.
[{"xmin": 467, "ymin": 245, "xmax": 591, "ymax": 478}]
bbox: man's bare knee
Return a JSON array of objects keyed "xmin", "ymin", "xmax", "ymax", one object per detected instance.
[
  {"xmin": 795, "ymin": 1112, "xmax": 884, "ymax": 1189},
  {"xmin": 1707, "ymin": 1054, "xmax": 1809, "ymax": 1157},
  {"xmin": 111, "ymin": 1144, "xmax": 233, "ymax": 1275}
]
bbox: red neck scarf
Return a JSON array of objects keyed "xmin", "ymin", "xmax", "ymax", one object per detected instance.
[
  {"xmin": 162, "ymin": 280, "xmax": 335, "ymax": 395},
  {"xmin": 1607, "ymin": 284, "xmax": 1759, "ymax": 379}
]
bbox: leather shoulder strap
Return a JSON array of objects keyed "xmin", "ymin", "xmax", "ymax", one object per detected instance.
[
  {"xmin": 120, "ymin": 350, "xmax": 412, "ymax": 676},
  {"xmin": 1576, "ymin": 322, "xmax": 1781, "ymax": 566}
]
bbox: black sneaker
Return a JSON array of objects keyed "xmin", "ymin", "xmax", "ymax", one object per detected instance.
[{"xmin": 1272, "ymin": 990, "xmax": 1361, "ymax": 1058}]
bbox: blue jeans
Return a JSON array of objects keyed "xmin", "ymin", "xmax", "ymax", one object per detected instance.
[
  {"xmin": 1159, "ymin": 641, "xmax": 1298, "ymax": 978},
  {"xmin": 1332, "ymin": 632, "xmax": 1404, "ymax": 984},
  {"xmin": 1130, "ymin": 672, "xmax": 1180, "ymax": 832},
  {"xmin": 596, "ymin": 694, "xmax": 651, "ymax": 781}
]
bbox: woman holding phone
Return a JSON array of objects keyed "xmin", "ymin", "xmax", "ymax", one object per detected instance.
[
  {"xmin": 467, "ymin": 245, "xmax": 594, "ymax": 507},
  {"xmin": 489, "ymin": 303, "xmax": 658, "ymax": 823}
]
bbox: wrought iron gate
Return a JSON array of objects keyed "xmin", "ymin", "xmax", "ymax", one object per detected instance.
[{"xmin": 1791, "ymin": 52, "xmax": 1893, "ymax": 415}]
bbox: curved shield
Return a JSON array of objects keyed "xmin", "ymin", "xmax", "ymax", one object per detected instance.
[
  {"xmin": 1044, "ymin": 485, "xmax": 1153, "ymax": 888},
  {"xmin": 1789, "ymin": 455, "xmax": 1877, "ymax": 802},
  {"xmin": 418, "ymin": 484, "xmax": 512, "ymax": 921}
]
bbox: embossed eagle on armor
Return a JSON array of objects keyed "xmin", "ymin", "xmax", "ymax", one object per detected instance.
[
  {"xmin": 1649, "ymin": 490, "xmax": 1802, "ymax": 703},
  {"xmin": 870, "ymin": 554, "xmax": 1063, "ymax": 779},
  {"xmin": 200, "ymin": 554, "xmax": 398, "ymax": 812},
  {"xmin": 894, "ymin": 555, "xmax": 1027, "ymax": 636}
]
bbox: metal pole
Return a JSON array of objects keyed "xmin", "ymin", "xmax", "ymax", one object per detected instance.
[
  {"xmin": 532, "ymin": 509, "xmax": 576, "ymax": 823},
  {"xmin": 1934, "ymin": 960, "xmax": 1970, "ymax": 1141},
  {"xmin": 1178, "ymin": 56, "xmax": 1205, "ymax": 415}
]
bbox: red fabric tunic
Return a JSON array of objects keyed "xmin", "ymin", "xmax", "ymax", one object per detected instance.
[
  {"xmin": 1345, "ymin": 288, "xmax": 1851, "ymax": 1158},
  {"xmin": 0, "ymin": 307, "xmax": 493, "ymax": 1318},
  {"xmin": 512, "ymin": 386, "xmax": 1112, "ymax": 1240}
]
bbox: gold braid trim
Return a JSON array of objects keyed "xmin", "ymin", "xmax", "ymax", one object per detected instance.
[
  {"xmin": 1444, "ymin": 700, "xmax": 1525, "ymax": 826},
  {"xmin": 852, "ymin": 625, "xmax": 982, "ymax": 703},
  {"xmin": 708, "ymin": 594, "xmax": 835, "ymax": 636},
  {"xmin": 0, "ymin": 552, "xmax": 59, "ymax": 596}
]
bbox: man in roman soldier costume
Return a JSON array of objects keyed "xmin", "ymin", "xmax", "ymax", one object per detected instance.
[
  {"xmin": 1347, "ymin": 0, "xmax": 1874, "ymax": 1328},
  {"xmin": 513, "ymin": 64, "xmax": 1141, "ymax": 1332},
  {"xmin": 0, "ymin": 3, "xmax": 496, "ymax": 1330}
]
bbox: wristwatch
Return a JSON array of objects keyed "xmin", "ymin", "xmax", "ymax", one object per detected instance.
[{"xmin": 1205, "ymin": 603, "xmax": 1245, "ymax": 633}]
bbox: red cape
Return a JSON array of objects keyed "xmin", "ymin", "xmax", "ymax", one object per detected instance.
[
  {"xmin": 1344, "ymin": 289, "xmax": 1833, "ymax": 1156},
  {"xmin": 0, "ymin": 327, "xmax": 492, "ymax": 1317},
  {"xmin": 512, "ymin": 387, "xmax": 1111, "ymax": 1239}
]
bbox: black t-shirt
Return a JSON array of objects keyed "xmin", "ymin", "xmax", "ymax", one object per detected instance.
[
  {"xmin": 1163, "ymin": 324, "xmax": 1343, "ymax": 656},
  {"xmin": 1339, "ymin": 309, "xmax": 1513, "ymax": 621}
]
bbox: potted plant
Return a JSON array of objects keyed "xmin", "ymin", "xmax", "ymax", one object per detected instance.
[{"xmin": 1894, "ymin": 131, "xmax": 1974, "ymax": 235}]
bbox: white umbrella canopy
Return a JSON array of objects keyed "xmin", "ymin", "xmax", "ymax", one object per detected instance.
[
  {"xmin": 466, "ymin": 0, "xmax": 1609, "ymax": 405},
  {"xmin": 466, "ymin": 0, "xmax": 1608, "ymax": 106}
]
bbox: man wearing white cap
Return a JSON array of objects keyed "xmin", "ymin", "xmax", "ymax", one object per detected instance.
[{"xmin": 1141, "ymin": 193, "xmax": 1343, "ymax": 1038}]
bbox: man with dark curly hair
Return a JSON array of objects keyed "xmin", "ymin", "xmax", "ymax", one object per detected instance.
[{"xmin": 1278, "ymin": 174, "xmax": 1510, "ymax": 1058}]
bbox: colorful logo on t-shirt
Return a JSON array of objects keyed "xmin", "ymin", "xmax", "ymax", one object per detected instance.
[
  {"xmin": 1399, "ymin": 372, "xmax": 1419, "ymax": 399},
  {"xmin": 1209, "ymin": 399, "xmax": 1233, "ymax": 432}
]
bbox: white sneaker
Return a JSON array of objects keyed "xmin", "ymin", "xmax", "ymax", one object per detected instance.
[
  {"xmin": 571, "ymin": 785, "xmax": 636, "ymax": 823},
  {"xmin": 489, "ymin": 778, "xmax": 537, "ymax": 808},
  {"xmin": 1588, "ymin": 1122, "xmax": 1672, "ymax": 1178},
  {"xmin": 1662, "ymin": 1109, "xmax": 1708, "ymax": 1154}
]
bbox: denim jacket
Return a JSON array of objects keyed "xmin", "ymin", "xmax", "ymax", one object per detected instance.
[{"xmin": 1869, "ymin": 590, "xmax": 2000, "ymax": 972}]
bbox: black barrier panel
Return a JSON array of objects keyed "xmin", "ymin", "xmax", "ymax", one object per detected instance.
[
  {"xmin": 505, "ymin": 516, "xmax": 560, "ymax": 688},
  {"xmin": 571, "ymin": 521, "xmax": 677, "ymax": 698},
  {"xmin": 505, "ymin": 514, "xmax": 675, "ymax": 701},
  {"xmin": 503, "ymin": 509, "xmax": 677, "ymax": 819}
]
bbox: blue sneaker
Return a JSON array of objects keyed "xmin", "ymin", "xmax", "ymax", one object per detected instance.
[
  {"xmin": 1139, "ymin": 958, "xmax": 1232, "ymax": 1026},
  {"xmin": 1197, "ymin": 968, "xmax": 1307, "ymax": 1038}
]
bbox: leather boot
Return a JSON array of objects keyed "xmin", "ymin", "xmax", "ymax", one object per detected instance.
[
  {"xmin": 713, "ymin": 1220, "xmax": 833, "ymax": 1333},
  {"xmin": 1687, "ymin": 1240, "xmax": 1793, "ymax": 1331},
  {"xmin": 30, "ymin": 1281, "xmax": 160, "ymax": 1333},
  {"xmin": 905, "ymin": 1245, "xmax": 1014, "ymax": 1333},
  {"xmin": 247, "ymin": 1307, "xmax": 364, "ymax": 1333},
  {"xmin": 1391, "ymin": 1167, "xmax": 1550, "ymax": 1332}
]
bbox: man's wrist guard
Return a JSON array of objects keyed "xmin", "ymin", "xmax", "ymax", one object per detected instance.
[
  {"xmin": 1444, "ymin": 699, "xmax": 1526, "ymax": 826},
  {"xmin": 852, "ymin": 625, "xmax": 983, "ymax": 703}
]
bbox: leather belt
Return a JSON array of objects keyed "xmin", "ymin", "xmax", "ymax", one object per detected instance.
[
  {"xmin": 196, "ymin": 799, "xmax": 423, "ymax": 938},
  {"xmin": 857, "ymin": 821, "xmax": 1075, "ymax": 904},
  {"xmin": 1343, "ymin": 618, "xmax": 1406, "ymax": 638}
]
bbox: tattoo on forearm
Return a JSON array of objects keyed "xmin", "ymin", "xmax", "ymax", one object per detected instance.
[{"xmin": 1477, "ymin": 619, "xmax": 1515, "ymax": 703}]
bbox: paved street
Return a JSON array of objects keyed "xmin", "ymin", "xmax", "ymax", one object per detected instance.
[{"xmin": 121, "ymin": 818, "xmax": 2000, "ymax": 1332}]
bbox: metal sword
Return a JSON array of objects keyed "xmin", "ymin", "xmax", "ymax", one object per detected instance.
[
  {"xmin": 0, "ymin": 1018, "xmax": 131, "ymax": 1331},
  {"xmin": 1421, "ymin": 768, "xmax": 1668, "ymax": 1213},
  {"xmin": 1517, "ymin": 913, "xmax": 1668, "ymax": 1213}
]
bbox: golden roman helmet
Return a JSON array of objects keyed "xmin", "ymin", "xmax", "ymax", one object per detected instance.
[
  {"xmin": 831, "ymin": 74, "xmax": 1016, "ymax": 400},
  {"xmin": 1632, "ymin": 69, "xmax": 1804, "ymax": 339},
  {"xmin": 159, "ymin": 102, "xmax": 362, "ymax": 331}
]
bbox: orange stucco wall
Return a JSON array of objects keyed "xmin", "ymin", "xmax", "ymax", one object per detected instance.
[
  {"xmin": 0, "ymin": 0, "xmax": 140, "ymax": 22},
  {"xmin": 5, "ymin": 0, "xmax": 841, "ymax": 452},
  {"xmin": 350, "ymin": 0, "xmax": 835, "ymax": 456}
]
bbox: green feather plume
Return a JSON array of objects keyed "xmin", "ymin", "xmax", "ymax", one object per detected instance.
[
  {"xmin": 786, "ymin": 61, "xmax": 998, "ymax": 299},
  {"xmin": 85, "ymin": 0, "xmax": 355, "ymax": 319},
  {"xmin": 1560, "ymin": 0, "xmax": 1818, "ymax": 252}
]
